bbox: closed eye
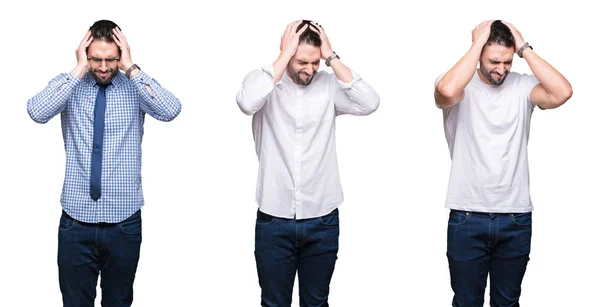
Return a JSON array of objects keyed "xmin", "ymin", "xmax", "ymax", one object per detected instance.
[{"xmin": 489, "ymin": 60, "xmax": 512, "ymax": 65}]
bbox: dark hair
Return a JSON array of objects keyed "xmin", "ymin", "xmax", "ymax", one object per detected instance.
[
  {"xmin": 87, "ymin": 20, "xmax": 120, "ymax": 56},
  {"xmin": 295, "ymin": 20, "xmax": 322, "ymax": 47},
  {"xmin": 89, "ymin": 20, "xmax": 120, "ymax": 43},
  {"xmin": 486, "ymin": 20, "xmax": 515, "ymax": 49}
]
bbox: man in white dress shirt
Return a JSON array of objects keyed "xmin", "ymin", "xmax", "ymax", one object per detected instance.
[{"xmin": 237, "ymin": 20, "xmax": 379, "ymax": 306}]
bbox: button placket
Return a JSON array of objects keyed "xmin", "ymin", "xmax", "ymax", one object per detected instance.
[{"xmin": 293, "ymin": 88, "xmax": 304, "ymax": 217}]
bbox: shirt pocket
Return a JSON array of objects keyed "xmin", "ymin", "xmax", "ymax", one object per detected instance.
[
  {"xmin": 306, "ymin": 92, "xmax": 334, "ymax": 123},
  {"xmin": 104, "ymin": 90, "xmax": 139, "ymax": 134}
]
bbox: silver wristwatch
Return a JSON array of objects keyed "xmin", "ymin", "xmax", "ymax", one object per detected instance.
[{"xmin": 325, "ymin": 52, "xmax": 340, "ymax": 67}]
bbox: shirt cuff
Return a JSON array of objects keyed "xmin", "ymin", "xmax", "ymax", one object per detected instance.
[
  {"xmin": 65, "ymin": 72, "xmax": 82, "ymax": 83},
  {"xmin": 130, "ymin": 69, "xmax": 151, "ymax": 83},
  {"xmin": 336, "ymin": 69, "xmax": 361, "ymax": 89},
  {"xmin": 59, "ymin": 73, "xmax": 82, "ymax": 89}
]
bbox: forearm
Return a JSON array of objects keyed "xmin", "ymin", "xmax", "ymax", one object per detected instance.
[
  {"xmin": 523, "ymin": 48, "xmax": 572, "ymax": 106},
  {"xmin": 27, "ymin": 73, "xmax": 80, "ymax": 123},
  {"xmin": 272, "ymin": 51, "xmax": 293, "ymax": 85},
  {"xmin": 134, "ymin": 71, "xmax": 181, "ymax": 122},
  {"xmin": 71, "ymin": 63, "xmax": 88, "ymax": 79},
  {"xmin": 435, "ymin": 43, "xmax": 484, "ymax": 108},
  {"xmin": 328, "ymin": 57, "xmax": 353, "ymax": 83}
]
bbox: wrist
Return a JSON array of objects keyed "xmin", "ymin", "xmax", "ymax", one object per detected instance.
[
  {"xmin": 72, "ymin": 64, "xmax": 89, "ymax": 79},
  {"xmin": 471, "ymin": 40, "xmax": 487, "ymax": 51},
  {"xmin": 275, "ymin": 52, "xmax": 293, "ymax": 67},
  {"xmin": 325, "ymin": 52, "xmax": 340, "ymax": 67},
  {"xmin": 516, "ymin": 42, "xmax": 533, "ymax": 58},
  {"xmin": 279, "ymin": 50, "xmax": 295, "ymax": 62},
  {"xmin": 125, "ymin": 64, "xmax": 140, "ymax": 78},
  {"xmin": 121, "ymin": 61, "xmax": 134, "ymax": 71}
]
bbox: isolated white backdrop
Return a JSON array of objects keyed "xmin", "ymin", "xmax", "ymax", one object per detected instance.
[{"xmin": 0, "ymin": 0, "xmax": 597, "ymax": 306}]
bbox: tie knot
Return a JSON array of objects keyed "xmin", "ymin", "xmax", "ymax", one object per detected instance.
[{"xmin": 97, "ymin": 82, "xmax": 111, "ymax": 89}]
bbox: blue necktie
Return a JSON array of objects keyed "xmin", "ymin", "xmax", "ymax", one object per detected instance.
[{"xmin": 90, "ymin": 83, "xmax": 109, "ymax": 201}]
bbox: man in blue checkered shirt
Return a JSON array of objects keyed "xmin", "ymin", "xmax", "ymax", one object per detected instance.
[{"xmin": 27, "ymin": 20, "xmax": 181, "ymax": 307}]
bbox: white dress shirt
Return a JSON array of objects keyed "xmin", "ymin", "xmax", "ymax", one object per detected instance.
[{"xmin": 237, "ymin": 65, "xmax": 379, "ymax": 219}]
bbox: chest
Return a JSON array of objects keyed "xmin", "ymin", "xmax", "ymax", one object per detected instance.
[
  {"xmin": 67, "ymin": 85, "xmax": 141, "ymax": 130},
  {"xmin": 456, "ymin": 86, "xmax": 532, "ymax": 129},
  {"xmin": 265, "ymin": 82, "xmax": 335, "ymax": 125}
]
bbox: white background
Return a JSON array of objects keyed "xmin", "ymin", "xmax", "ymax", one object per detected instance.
[{"xmin": 1, "ymin": 0, "xmax": 597, "ymax": 306}]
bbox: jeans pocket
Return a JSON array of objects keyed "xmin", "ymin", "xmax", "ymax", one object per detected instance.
[
  {"xmin": 59, "ymin": 211, "xmax": 75, "ymax": 231},
  {"xmin": 448, "ymin": 210, "xmax": 470, "ymax": 226},
  {"xmin": 119, "ymin": 210, "xmax": 142, "ymax": 235},
  {"xmin": 319, "ymin": 209, "xmax": 339, "ymax": 226},
  {"xmin": 511, "ymin": 212, "xmax": 532, "ymax": 227},
  {"xmin": 256, "ymin": 210, "xmax": 275, "ymax": 225}
]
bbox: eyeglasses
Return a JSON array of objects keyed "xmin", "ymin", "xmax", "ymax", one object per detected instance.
[{"xmin": 88, "ymin": 57, "xmax": 120, "ymax": 65}]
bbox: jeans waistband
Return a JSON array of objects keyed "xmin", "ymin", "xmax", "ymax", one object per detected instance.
[{"xmin": 451, "ymin": 210, "xmax": 531, "ymax": 217}]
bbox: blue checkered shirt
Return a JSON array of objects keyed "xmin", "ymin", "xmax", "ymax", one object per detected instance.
[{"xmin": 28, "ymin": 70, "xmax": 181, "ymax": 223}]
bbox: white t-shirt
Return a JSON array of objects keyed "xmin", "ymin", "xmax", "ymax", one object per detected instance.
[{"xmin": 436, "ymin": 71, "xmax": 540, "ymax": 213}]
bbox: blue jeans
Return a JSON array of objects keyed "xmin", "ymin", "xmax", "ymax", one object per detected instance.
[
  {"xmin": 58, "ymin": 210, "xmax": 142, "ymax": 307},
  {"xmin": 254, "ymin": 209, "xmax": 340, "ymax": 307},
  {"xmin": 447, "ymin": 210, "xmax": 532, "ymax": 307}
]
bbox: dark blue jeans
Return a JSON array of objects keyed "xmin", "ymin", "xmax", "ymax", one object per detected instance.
[
  {"xmin": 58, "ymin": 210, "xmax": 142, "ymax": 307},
  {"xmin": 255, "ymin": 209, "xmax": 340, "ymax": 307},
  {"xmin": 447, "ymin": 210, "xmax": 532, "ymax": 307}
]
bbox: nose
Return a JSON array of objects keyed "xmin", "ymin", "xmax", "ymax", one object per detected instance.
[{"xmin": 305, "ymin": 66, "xmax": 314, "ymax": 76}]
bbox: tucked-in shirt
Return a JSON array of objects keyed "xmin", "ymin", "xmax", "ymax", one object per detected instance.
[
  {"xmin": 237, "ymin": 65, "xmax": 379, "ymax": 219},
  {"xmin": 436, "ymin": 71, "xmax": 540, "ymax": 213},
  {"xmin": 28, "ymin": 70, "xmax": 181, "ymax": 223}
]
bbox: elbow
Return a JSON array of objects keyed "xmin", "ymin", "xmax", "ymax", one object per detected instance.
[
  {"xmin": 237, "ymin": 102, "xmax": 257, "ymax": 116},
  {"xmin": 162, "ymin": 102, "xmax": 182, "ymax": 122},
  {"xmin": 435, "ymin": 100, "xmax": 453, "ymax": 110},
  {"xmin": 236, "ymin": 92, "xmax": 259, "ymax": 116},
  {"xmin": 436, "ymin": 84, "xmax": 459, "ymax": 101},
  {"xmin": 561, "ymin": 85, "xmax": 573, "ymax": 104},
  {"xmin": 434, "ymin": 87, "xmax": 459, "ymax": 109},
  {"xmin": 548, "ymin": 86, "xmax": 574, "ymax": 109},
  {"xmin": 164, "ymin": 108, "xmax": 181, "ymax": 122},
  {"xmin": 27, "ymin": 101, "xmax": 49, "ymax": 124},
  {"xmin": 360, "ymin": 95, "xmax": 380, "ymax": 115}
]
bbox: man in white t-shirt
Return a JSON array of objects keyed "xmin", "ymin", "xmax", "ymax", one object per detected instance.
[{"xmin": 434, "ymin": 20, "xmax": 572, "ymax": 307}]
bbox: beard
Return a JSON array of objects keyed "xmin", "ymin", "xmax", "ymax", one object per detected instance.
[
  {"xmin": 479, "ymin": 62, "xmax": 508, "ymax": 86},
  {"xmin": 286, "ymin": 65, "xmax": 314, "ymax": 86},
  {"xmin": 91, "ymin": 67, "xmax": 118, "ymax": 85}
]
